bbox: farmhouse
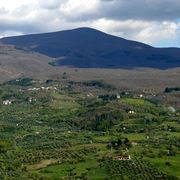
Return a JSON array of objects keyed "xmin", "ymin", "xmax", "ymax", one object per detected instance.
[
  {"xmin": 116, "ymin": 155, "xmax": 131, "ymax": 161},
  {"xmin": 3, "ymin": 100, "xmax": 12, "ymax": 105},
  {"xmin": 128, "ymin": 110, "xmax": 135, "ymax": 114},
  {"xmin": 168, "ymin": 106, "xmax": 176, "ymax": 113},
  {"xmin": 117, "ymin": 94, "xmax": 121, "ymax": 99}
]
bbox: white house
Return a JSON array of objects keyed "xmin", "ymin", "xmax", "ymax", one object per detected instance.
[
  {"xmin": 128, "ymin": 110, "xmax": 135, "ymax": 114},
  {"xmin": 3, "ymin": 100, "xmax": 12, "ymax": 105}
]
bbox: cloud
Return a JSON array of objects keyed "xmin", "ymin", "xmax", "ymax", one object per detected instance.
[
  {"xmin": 0, "ymin": 0, "xmax": 180, "ymax": 47},
  {"xmin": 59, "ymin": 0, "xmax": 99, "ymax": 21},
  {"xmin": 91, "ymin": 19, "xmax": 179, "ymax": 44},
  {"xmin": 98, "ymin": 0, "xmax": 180, "ymax": 21},
  {"xmin": 0, "ymin": 31, "xmax": 22, "ymax": 38},
  {"xmin": 135, "ymin": 22, "xmax": 178, "ymax": 44},
  {"xmin": 38, "ymin": 0, "xmax": 63, "ymax": 10}
]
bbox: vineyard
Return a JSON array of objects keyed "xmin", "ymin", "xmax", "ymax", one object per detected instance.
[
  {"xmin": 0, "ymin": 78, "xmax": 179, "ymax": 179},
  {"xmin": 100, "ymin": 157, "xmax": 174, "ymax": 180}
]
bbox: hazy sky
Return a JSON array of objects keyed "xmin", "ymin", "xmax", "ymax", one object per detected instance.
[{"xmin": 0, "ymin": 0, "xmax": 180, "ymax": 47}]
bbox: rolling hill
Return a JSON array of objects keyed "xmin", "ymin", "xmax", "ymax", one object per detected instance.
[
  {"xmin": 0, "ymin": 45, "xmax": 56, "ymax": 82},
  {"xmin": 1, "ymin": 27, "xmax": 180, "ymax": 69}
]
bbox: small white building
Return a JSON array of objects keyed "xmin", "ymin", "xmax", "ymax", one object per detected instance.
[
  {"xmin": 117, "ymin": 95, "xmax": 121, "ymax": 99},
  {"xmin": 29, "ymin": 97, "xmax": 33, "ymax": 103},
  {"xmin": 117, "ymin": 155, "xmax": 131, "ymax": 161},
  {"xmin": 168, "ymin": 106, "xmax": 176, "ymax": 113},
  {"xmin": 128, "ymin": 110, "xmax": 135, "ymax": 114},
  {"xmin": 3, "ymin": 100, "xmax": 12, "ymax": 105}
]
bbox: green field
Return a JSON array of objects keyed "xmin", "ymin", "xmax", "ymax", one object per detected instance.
[{"xmin": 0, "ymin": 78, "xmax": 179, "ymax": 179}]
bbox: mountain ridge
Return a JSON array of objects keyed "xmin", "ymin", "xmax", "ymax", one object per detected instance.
[{"xmin": 1, "ymin": 27, "xmax": 180, "ymax": 69}]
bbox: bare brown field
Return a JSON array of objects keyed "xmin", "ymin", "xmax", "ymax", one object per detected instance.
[
  {"xmin": 0, "ymin": 45, "xmax": 179, "ymax": 91},
  {"xmin": 50, "ymin": 67, "xmax": 180, "ymax": 92}
]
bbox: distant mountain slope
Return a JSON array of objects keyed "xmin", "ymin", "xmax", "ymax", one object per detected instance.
[
  {"xmin": 0, "ymin": 45, "xmax": 56, "ymax": 82},
  {"xmin": 1, "ymin": 27, "xmax": 180, "ymax": 69}
]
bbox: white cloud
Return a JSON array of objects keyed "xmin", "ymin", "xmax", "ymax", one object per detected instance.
[
  {"xmin": 0, "ymin": 31, "xmax": 22, "ymax": 38},
  {"xmin": 135, "ymin": 22, "xmax": 178, "ymax": 44},
  {"xmin": 59, "ymin": 0, "xmax": 99, "ymax": 21},
  {"xmin": 91, "ymin": 19, "xmax": 179, "ymax": 45},
  {"xmin": 0, "ymin": 0, "xmax": 37, "ymax": 11},
  {"xmin": 38, "ymin": 0, "xmax": 61, "ymax": 9}
]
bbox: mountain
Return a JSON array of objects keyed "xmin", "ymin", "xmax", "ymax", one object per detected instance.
[{"xmin": 1, "ymin": 27, "xmax": 180, "ymax": 69}]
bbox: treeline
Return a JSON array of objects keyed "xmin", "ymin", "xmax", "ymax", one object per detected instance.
[
  {"xmin": 83, "ymin": 80, "xmax": 115, "ymax": 90},
  {"xmin": 6, "ymin": 77, "xmax": 33, "ymax": 87},
  {"xmin": 77, "ymin": 107, "xmax": 125, "ymax": 131},
  {"xmin": 165, "ymin": 87, "xmax": 180, "ymax": 93}
]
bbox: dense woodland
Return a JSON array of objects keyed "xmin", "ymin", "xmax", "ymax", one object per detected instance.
[{"xmin": 0, "ymin": 78, "xmax": 179, "ymax": 179}]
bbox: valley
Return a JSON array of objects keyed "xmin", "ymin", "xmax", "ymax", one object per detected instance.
[{"xmin": 0, "ymin": 77, "xmax": 179, "ymax": 179}]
